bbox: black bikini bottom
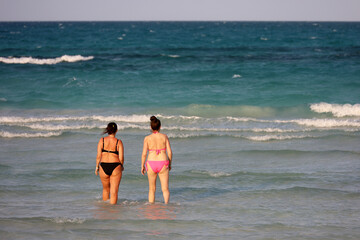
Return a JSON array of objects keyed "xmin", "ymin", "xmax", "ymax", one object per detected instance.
[{"xmin": 100, "ymin": 162, "xmax": 122, "ymax": 176}]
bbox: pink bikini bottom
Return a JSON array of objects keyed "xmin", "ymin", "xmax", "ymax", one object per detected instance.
[{"xmin": 146, "ymin": 160, "xmax": 169, "ymax": 173}]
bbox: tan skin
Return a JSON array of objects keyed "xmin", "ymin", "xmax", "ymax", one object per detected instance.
[
  {"xmin": 141, "ymin": 127, "xmax": 172, "ymax": 204},
  {"xmin": 95, "ymin": 131, "xmax": 124, "ymax": 205}
]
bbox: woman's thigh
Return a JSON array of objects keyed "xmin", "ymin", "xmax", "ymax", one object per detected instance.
[
  {"xmin": 158, "ymin": 167, "xmax": 169, "ymax": 190},
  {"xmin": 99, "ymin": 167, "xmax": 110, "ymax": 188},
  {"xmin": 110, "ymin": 165, "xmax": 122, "ymax": 190},
  {"xmin": 146, "ymin": 162, "xmax": 157, "ymax": 189}
]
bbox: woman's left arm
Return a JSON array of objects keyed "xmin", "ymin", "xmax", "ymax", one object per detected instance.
[{"xmin": 141, "ymin": 137, "xmax": 148, "ymax": 175}]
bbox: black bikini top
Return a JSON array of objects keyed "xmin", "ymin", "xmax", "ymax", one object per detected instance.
[{"xmin": 102, "ymin": 138, "xmax": 119, "ymax": 155}]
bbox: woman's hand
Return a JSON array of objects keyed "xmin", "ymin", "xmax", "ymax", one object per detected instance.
[
  {"xmin": 141, "ymin": 165, "xmax": 146, "ymax": 175},
  {"xmin": 95, "ymin": 167, "xmax": 99, "ymax": 176}
]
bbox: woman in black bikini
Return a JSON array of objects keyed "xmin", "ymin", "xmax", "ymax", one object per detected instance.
[{"xmin": 95, "ymin": 122, "xmax": 124, "ymax": 204}]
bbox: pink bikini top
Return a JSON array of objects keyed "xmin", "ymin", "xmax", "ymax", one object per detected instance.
[{"xmin": 149, "ymin": 148, "xmax": 166, "ymax": 155}]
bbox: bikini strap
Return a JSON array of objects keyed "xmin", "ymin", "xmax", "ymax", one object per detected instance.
[
  {"xmin": 115, "ymin": 139, "xmax": 119, "ymax": 151},
  {"xmin": 103, "ymin": 137, "xmax": 104, "ymax": 149}
]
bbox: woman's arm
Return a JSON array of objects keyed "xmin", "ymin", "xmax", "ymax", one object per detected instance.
[
  {"xmin": 141, "ymin": 137, "xmax": 148, "ymax": 175},
  {"xmin": 95, "ymin": 138, "xmax": 102, "ymax": 175},
  {"xmin": 166, "ymin": 136, "xmax": 172, "ymax": 170},
  {"xmin": 118, "ymin": 139, "xmax": 124, "ymax": 170}
]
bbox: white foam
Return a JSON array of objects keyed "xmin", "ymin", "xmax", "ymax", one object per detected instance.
[
  {"xmin": 293, "ymin": 118, "xmax": 360, "ymax": 128},
  {"xmin": 0, "ymin": 114, "xmax": 150, "ymax": 124},
  {"xmin": 208, "ymin": 172, "xmax": 232, "ymax": 177},
  {"xmin": 0, "ymin": 116, "xmax": 87, "ymax": 123},
  {"xmin": 157, "ymin": 114, "xmax": 202, "ymax": 120},
  {"xmin": 192, "ymin": 170, "xmax": 232, "ymax": 177},
  {"xmin": 250, "ymin": 128, "xmax": 303, "ymax": 133},
  {"xmin": 0, "ymin": 131, "xmax": 62, "ymax": 138},
  {"xmin": 168, "ymin": 55, "xmax": 180, "ymax": 58},
  {"xmin": 0, "ymin": 98, "xmax": 6, "ymax": 102},
  {"xmin": 164, "ymin": 126, "xmax": 304, "ymax": 133},
  {"xmin": 246, "ymin": 135, "xmax": 310, "ymax": 141},
  {"xmin": 310, "ymin": 103, "xmax": 360, "ymax": 117},
  {"xmin": 50, "ymin": 217, "xmax": 85, "ymax": 224},
  {"xmin": 91, "ymin": 114, "xmax": 149, "ymax": 123},
  {"xmin": 0, "ymin": 55, "xmax": 94, "ymax": 65},
  {"xmin": 25, "ymin": 123, "xmax": 98, "ymax": 131},
  {"xmin": 232, "ymin": 74, "xmax": 242, "ymax": 78},
  {"xmin": 225, "ymin": 116, "xmax": 258, "ymax": 122},
  {"xmin": 167, "ymin": 133, "xmax": 206, "ymax": 139}
]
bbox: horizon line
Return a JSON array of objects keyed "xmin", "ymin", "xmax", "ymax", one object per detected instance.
[{"xmin": 1, "ymin": 20, "xmax": 360, "ymax": 23}]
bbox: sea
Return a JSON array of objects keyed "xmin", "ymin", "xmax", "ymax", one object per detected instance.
[{"xmin": 0, "ymin": 21, "xmax": 359, "ymax": 239}]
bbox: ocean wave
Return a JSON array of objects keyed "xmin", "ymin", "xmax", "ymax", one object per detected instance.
[
  {"xmin": 165, "ymin": 126, "xmax": 307, "ymax": 133},
  {"xmin": 232, "ymin": 74, "xmax": 242, "ymax": 78},
  {"xmin": 1, "ymin": 120, "xmax": 309, "ymax": 134},
  {"xmin": 24, "ymin": 123, "xmax": 99, "ymax": 131},
  {"xmin": 245, "ymin": 135, "xmax": 311, "ymax": 142},
  {"xmin": 167, "ymin": 132, "xmax": 207, "ymax": 139},
  {"xmin": 292, "ymin": 118, "xmax": 360, "ymax": 128},
  {"xmin": 0, "ymin": 55, "xmax": 94, "ymax": 65},
  {"xmin": 191, "ymin": 170, "xmax": 233, "ymax": 178},
  {"xmin": 91, "ymin": 114, "xmax": 149, "ymax": 123},
  {"xmin": 157, "ymin": 114, "xmax": 202, "ymax": 120},
  {"xmin": 0, "ymin": 114, "xmax": 150, "ymax": 124},
  {"xmin": 310, "ymin": 103, "xmax": 360, "ymax": 117},
  {"xmin": 48, "ymin": 217, "xmax": 86, "ymax": 224},
  {"xmin": 0, "ymin": 116, "xmax": 86, "ymax": 123},
  {"xmin": 0, "ymin": 131, "xmax": 62, "ymax": 138}
]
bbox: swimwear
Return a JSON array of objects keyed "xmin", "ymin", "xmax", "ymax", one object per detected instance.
[
  {"xmin": 146, "ymin": 160, "xmax": 169, "ymax": 173},
  {"xmin": 100, "ymin": 162, "xmax": 123, "ymax": 176},
  {"xmin": 102, "ymin": 138, "xmax": 119, "ymax": 155},
  {"xmin": 149, "ymin": 148, "xmax": 166, "ymax": 155}
]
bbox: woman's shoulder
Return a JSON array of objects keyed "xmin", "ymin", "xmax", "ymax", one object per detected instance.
[{"xmin": 160, "ymin": 132, "xmax": 168, "ymax": 138}]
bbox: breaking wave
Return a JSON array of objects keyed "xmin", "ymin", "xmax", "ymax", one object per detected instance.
[
  {"xmin": 0, "ymin": 131, "xmax": 63, "ymax": 138},
  {"xmin": 310, "ymin": 103, "xmax": 360, "ymax": 117},
  {"xmin": 0, "ymin": 55, "xmax": 94, "ymax": 65}
]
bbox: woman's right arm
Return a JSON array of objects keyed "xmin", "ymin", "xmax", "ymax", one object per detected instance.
[
  {"xmin": 118, "ymin": 139, "xmax": 125, "ymax": 171},
  {"xmin": 166, "ymin": 136, "xmax": 172, "ymax": 171},
  {"xmin": 141, "ymin": 137, "xmax": 148, "ymax": 175},
  {"xmin": 95, "ymin": 138, "xmax": 102, "ymax": 175}
]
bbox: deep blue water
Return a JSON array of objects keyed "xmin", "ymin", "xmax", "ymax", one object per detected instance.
[{"xmin": 1, "ymin": 22, "xmax": 359, "ymax": 110}]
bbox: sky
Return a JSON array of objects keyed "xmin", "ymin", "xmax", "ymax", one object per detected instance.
[{"xmin": 0, "ymin": 0, "xmax": 359, "ymax": 22}]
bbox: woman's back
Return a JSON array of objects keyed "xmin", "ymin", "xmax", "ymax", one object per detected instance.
[
  {"xmin": 146, "ymin": 132, "xmax": 168, "ymax": 161},
  {"xmin": 101, "ymin": 136, "xmax": 121, "ymax": 163}
]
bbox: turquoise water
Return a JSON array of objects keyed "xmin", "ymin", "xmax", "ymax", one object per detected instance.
[{"xmin": 0, "ymin": 22, "xmax": 360, "ymax": 239}]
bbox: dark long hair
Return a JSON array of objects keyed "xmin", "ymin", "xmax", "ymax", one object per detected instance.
[
  {"xmin": 150, "ymin": 116, "xmax": 161, "ymax": 131},
  {"xmin": 103, "ymin": 122, "xmax": 117, "ymax": 135}
]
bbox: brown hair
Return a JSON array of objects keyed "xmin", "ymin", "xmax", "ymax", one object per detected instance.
[
  {"xmin": 103, "ymin": 122, "xmax": 117, "ymax": 135},
  {"xmin": 150, "ymin": 116, "xmax": 161, "ymax": 131}
]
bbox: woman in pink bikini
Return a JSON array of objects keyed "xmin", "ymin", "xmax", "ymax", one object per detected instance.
[{"xmin": 141, "ymin": 116, "xmax": 173, "ymax": 204}]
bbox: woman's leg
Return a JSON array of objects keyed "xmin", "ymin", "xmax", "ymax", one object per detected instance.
[
  {"xmin": 159, "ymin": 166, "xmax": 170, "ymax": 204},
  {"xmin": 99, "ymin": 166, "xmax": 110, "ymax": 201},
  {"xmin": 146, "ymin": 162, "xmax": 157, "ymax": 203},
  {"xmin": 109, "ymin": 165, "xmax": 122, "ymax": 205}
]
